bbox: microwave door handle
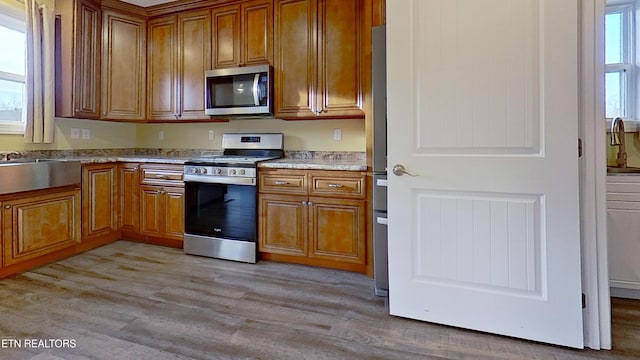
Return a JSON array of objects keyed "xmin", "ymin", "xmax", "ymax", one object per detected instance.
[{"xmin": 252, "ymin": 73, "xmax": 260, "ymax": 106}]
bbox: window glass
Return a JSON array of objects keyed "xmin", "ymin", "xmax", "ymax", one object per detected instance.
[
  {"xmin": 0, "ymin": 25, "xmax": 25, "ymax": 76},
  {"xmin": 606, "ymin": 12, "xmax": 623, "ymax": 65},
  {"xmin": 606, "ymin": 71, "xmax": 624, "ymax": 118}
]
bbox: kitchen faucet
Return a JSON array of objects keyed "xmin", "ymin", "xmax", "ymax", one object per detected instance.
[{"xmin": 611, "ymin": 117, "xmax": 627, "ymax": 168}]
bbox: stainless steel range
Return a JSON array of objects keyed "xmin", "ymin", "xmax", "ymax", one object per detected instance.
[{"xmin": 183, "ymin": 133, "xmax": 284, "ymax": 263}]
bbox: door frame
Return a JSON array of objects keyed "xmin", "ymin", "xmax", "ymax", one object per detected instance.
[{"xmin": 581, "ymin": 0, "xmax": 611, "ymax": 350}]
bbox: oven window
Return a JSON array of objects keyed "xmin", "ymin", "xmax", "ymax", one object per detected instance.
[{"xmin": 184, "ymin": 182, "xmax": 257, "ymax": 242}]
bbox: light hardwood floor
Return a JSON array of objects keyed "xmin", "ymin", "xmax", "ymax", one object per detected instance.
[{"xmin": 0, "ymin": 240, "xmax": 638, "ymax": 359}]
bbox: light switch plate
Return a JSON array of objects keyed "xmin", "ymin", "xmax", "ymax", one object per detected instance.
[
  {"xmin": 208, "ymin": 130, "xmax": 215, "ymax": 141},
  {"xmin": 333, "ymin": 128, "xmax": 342, "ymax": 141},
  {"xmin": 71, "ymin": 128, "xmax": 80, "ymax": 139},
  {"xmin": 158, "ymin": 130, "xmax": 164, "ymax": 140}
]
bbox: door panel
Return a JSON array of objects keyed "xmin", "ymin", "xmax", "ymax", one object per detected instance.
[{"xmin": 387, "ymin": 0, "xmax": 583, "ymax": 348}]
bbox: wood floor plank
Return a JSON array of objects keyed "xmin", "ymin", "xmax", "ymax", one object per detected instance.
[{"xmin": 0, "ymin": 241, "xmax": 638, "ymax": 359}]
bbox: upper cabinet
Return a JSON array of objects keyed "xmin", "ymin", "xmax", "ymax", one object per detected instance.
[
  {"xmin": 212, "ymin": 0, "xmax": 273, "ymax": 68},
  {"xmin": 147, "ymin": 10, "xmax": 212, "ymax": 121},
  {"xmin": 274, "ymin": 0, "xmax": 365, "ymax": 119},
  {"xmin": 56, "ymin": 0, "xmax": 102, "ymax": 119},
  {"xmin": 101, "ymin": 10, "xmax": 147, "ymax": 121}
]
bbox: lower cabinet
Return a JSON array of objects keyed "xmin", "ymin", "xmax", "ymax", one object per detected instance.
[
  {"xmin": 607, "ymin": 176, "xmax": 640, "ymax": 298},
  {"xmin": 140, "ymin": 185, "xmax": 185, "ymax": 244},
  {"xmin": 2, "ymin": 188, "xmax": 81, "ymax": 268},
  {"xmin": 122, "ymin": 163, "xmax": 185, "ymax": 248},
  {"xmin": 80, "ymin": 163, "xmax": 120, "ymax": 251},
  {"xmin": 259, "ymin": 169, "xmax": 368, "ymax": 273}
]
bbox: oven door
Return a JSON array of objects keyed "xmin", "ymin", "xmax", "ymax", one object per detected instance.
[{"xmin": 184, "ymin": 181, "xmax": 257, "ymax": 242}]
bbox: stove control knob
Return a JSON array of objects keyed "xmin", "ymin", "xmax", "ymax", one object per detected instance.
[
  {"xmin": 230, "ymin": 169, "xmax": 237, "ymax": 175},
  {"xmin": 214, "ymin": 168, "xmax": 222, "ymax": 175},
  {"xmin": 201, "ymin": 168, "xmax": 208, "ymax": 174},
  {"xmin": 239, "ymin": 169, "xmax": 246, "ymax": 175},
  {"xmin": 193, "ymin": 168, "xmax": 200, "ymax": 174}
]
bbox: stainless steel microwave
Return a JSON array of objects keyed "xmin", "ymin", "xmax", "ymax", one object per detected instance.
[{"xmin": 205, "ymin": 65, "xmax": 272, "ymax": 116}]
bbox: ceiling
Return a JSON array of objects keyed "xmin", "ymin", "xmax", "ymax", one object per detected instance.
[{"xmin": 120, "ymin": 0, "xmax": 176, "ymax": 7}]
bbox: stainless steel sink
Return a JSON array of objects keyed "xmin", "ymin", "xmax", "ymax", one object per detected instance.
[
  {"xmin": 0, "ymin": 159, "xmax": 81, "ymax": 195},
  {"xmin": 607, "ymin": 166, "xmax": 640, "ymax": 174}
]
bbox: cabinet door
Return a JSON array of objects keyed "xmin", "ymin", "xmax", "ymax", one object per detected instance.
[
  {"xmin": 316, "ymin": 0, "xmax": 364, "ymax": 117},
  {"xmin": 147, "ymin": 15, "xmax": 178, "ymax": 121},
  {"xmin": 274, "ymin": 0, "xmax": 317, "ymax": 118},
  {"xmin": 74, "ymin": 0, "xmax": 101, "ymax": 118},
  {"xmin": 242, "ymin": 0, "xmax": 272, "ymax": 66},
  {"xmin": 82, "ymin": 164, "xmax": 118, "ymax": 240},
  {"xmin": 102, "ymin": 10, "xmax": 146, "ymax": 120},
  {"xmin": 608, "ymin": 202, "xmax": 640, "ymax": 289},
  {"xmin": 3, "ymin": 190, "xmax": 81, "ymax": 266},
  {"xmin": 163, "ymin": 187, "xmax": 185, "ymax": 241},
  {"xmin": 308, "ymin": 197, "xmax": 366, "ymax": 264},
  {"xmin": 212, "ymin": 4, "xmax": 241, "ymax": 69},
  {"xmin": 178, "ymin": 10, "xmax": 211, "ymax": 120},
  {"xmin": 55, "ymin": 0, "xmax": 101, "ymax": 119},
  {"xmin": 140, "ymin": 185, "xmax": 162, "ymax": 237},
  {"xmin": 119, "ymin": 163, "xmax": 140, "ymax": 233},
  {"xmin": 259, "ymin": 193, "xmax": 307, "ymax": 256}
]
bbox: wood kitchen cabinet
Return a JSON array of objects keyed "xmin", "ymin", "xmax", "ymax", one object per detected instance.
[
  {"xmin": 212, "ymin": 0, "xmax": 272, "ymax": 69},
  {"xmin": 80, "ymin": 163, "xmax": 120, "ymax": 252},
  {"xmin": 138, "ymin": 164, "xmax": 185, "ymax": 247},
  {"xmin": 147, "ymin": 10, "xmax": 212, "ymax": 121},
  {"xmin": 56, "ymin": 0, "xmax": 101, "ymax": 119},
  {"xmin": 2, "ymin": 189, "xmax": 81, "ymax": 268},
  {"xmin": 274, "ymin": 0, "xmax": 365, "ymax": 119},
  {"xmin": 259, "ymin": 169, "xmax": 367, "ymax": 273},
  {"xmin": 119, "ymin": 163, "xmax": 140, "ymax": 236},
  {"xmin": 101, "ymin": 10, "xmax": 147, "ymax": 121}
]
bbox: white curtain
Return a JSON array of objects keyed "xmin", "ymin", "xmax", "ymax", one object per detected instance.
[{"xmin": 24, "ymin": 0, "xmax": 55, "ymax": 143}]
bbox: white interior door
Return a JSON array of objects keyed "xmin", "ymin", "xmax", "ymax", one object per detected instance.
[{"xmin": 386, "ymin": 0, "xmax": 584, "ymax": 348}]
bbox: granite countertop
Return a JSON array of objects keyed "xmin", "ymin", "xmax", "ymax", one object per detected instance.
[
  {"xmin": 259, "ymin": 158, "xmax": 367, "ymax": 171},
  {"xmin": 70, "ymin": 156, "xmax": 189, "ymax": 165}
]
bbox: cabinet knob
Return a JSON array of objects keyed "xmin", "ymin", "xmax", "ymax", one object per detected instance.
[
  {"xmin": 5, "ymin": 205, "xmax": 11, "ymax": 209},
  {"xmin": 307, "ymin": 201, "xmax": 313, "ymax": 206},
  {"xmin": 301, "ymin": 201, "xmax": 307, "ymax": 205}
]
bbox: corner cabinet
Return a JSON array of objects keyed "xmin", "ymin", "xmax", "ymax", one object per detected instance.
[
  {"xmin": 101, "ymin": 10, "xmax": 147, "ymax": 121},
  {"xmin": 56, "ymin": 0, "xmax": 102, "ymax": 119},
  {"xmin": 147, "ymin": 10, "xmax": 212, "ymax": 121},
  {"xmin": 212, "ymin": 0, "xmax": 273, "ymax": 68},
  {"xmin": 274, "ymin": 0, "xmax": 366, "ymax": 119},
  {"xmin": 259, "ymin": 169, "xmax": 367, "ymax": 273},
  {"xmin": 2, "ymin": 189, "xmax": 81, "ymax": 268},
  {"xmin": 607, "ymin": 176, "xmax": 640, "ymax": 298}
]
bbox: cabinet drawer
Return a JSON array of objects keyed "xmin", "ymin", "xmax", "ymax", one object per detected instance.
[
  {"xmin": 310, "ymin": 173, "xmax": 365, "ymax": 198},
  {"xmin": 259, "ymin": 172, "xmax": 307, "ymax": 194},
  {"xmin": 140, "ymin": 165, "xmax": 184, "ymax": 186}
]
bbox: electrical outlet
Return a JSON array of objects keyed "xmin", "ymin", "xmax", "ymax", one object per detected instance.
[
  {"xmin": 158, "ymin": 130, "xmax": 164, "ymax": 140},
  {"xmin": 333, "ymin": 128, "xmax": 342, "ymax": 141},
  {"xmin": 71, "ymin": 128, "xmax": 80, "ymax": 139},
  {"xmin": 208, "ymin": 130, "xmax": 215, "ymax": 141},
  {"xmin": 81, "ymin": 129, "xmax": 91, "ymax": 139}
]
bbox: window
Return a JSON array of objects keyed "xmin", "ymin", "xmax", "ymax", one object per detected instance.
[
  {"xmin": 0, "ymin": 6, "xmax": 25, "ymax": 134},
  {"xmin": 605, "ymin": 4, "xmax": 634, "ymax": 119}
]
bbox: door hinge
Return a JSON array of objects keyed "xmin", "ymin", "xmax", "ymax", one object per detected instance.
[
  {"xmin": 578, "ymin": 138, "xmax": 583, "ymax": 158},
  {"xmin": 582, "ymin": 293, "xmax": 586, "ymax": 309}
]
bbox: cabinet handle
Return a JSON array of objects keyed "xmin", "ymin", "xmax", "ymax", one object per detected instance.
[
  {"xmin": 301, "ymin": 201, "xmax": 307, "ymax": 205},
  {"xmin": 274, "ymin": 181, "xmax": 289, "ymax": 185},
  {"xmin": 308, "ymin": 201, "xmax": 313, "ymax": 206},
  {"xmin": 327, "ymin": 183, "xmax": 344, "ymax": 188},
  {"xmin": 157, "ymin": 175, "xmax": 170, "ymax": 179}
]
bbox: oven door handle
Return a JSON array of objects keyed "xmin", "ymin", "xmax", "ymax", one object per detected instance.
[{"xmin": 184, "ymin": 174, "xmax": 256, "ymax": 186}]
